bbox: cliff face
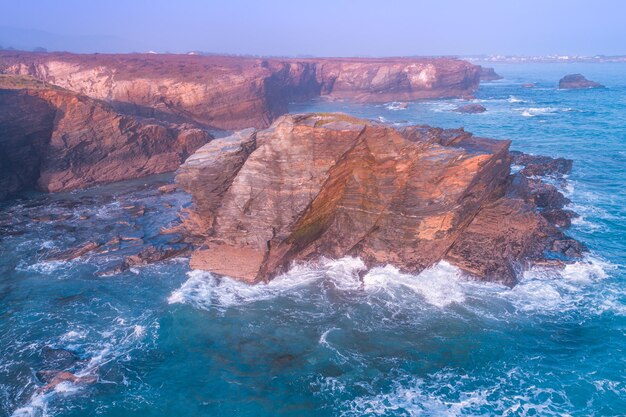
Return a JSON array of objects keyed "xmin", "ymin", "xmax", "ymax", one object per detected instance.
[
  {"xmin": 0, "ymin": 76, "xmax": 210, "ymax": 198},
  {"xmin": 0, "ymin": 52, "xmax": 481, "ymax": 130},
  {"xmin": 176, "ymin": 113, "xmax": 582, "ymax": 286}
]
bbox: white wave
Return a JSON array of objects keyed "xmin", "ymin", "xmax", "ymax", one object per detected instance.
[
  {"xmin": 16, "ymin": 260, "xmax": 69, "ymax": 274},
  {"xmin": 507, "ymin": 95, "xmax": 525, "ymax": 103},
  {"xmin": 168, "ymin": 257, "xmax": 363, "ymax": 310},
  {"xmin": 384, "ymin": 102, "xmax": 408, "ymax": 111},
  {"xmin": 11, "ymin": 315, "xmax": 156, "ymax": 417},
  {"xmin": 504, "ymin": 255, "xmax": 612, "ymax": 314},
  {"xmin": 363, "ymin": 261, "xmax": 465, "ymax": 308},
  {"xmin": 60, "ymin": 330, "xmax": 87, "ymax": 342},
  {"xmin": 340, "ymin": 376, "xmax": 490, "ymax": 417},
  {"xmin": 11, "ymin": 392, "xmax": 49, "ymax": 417},
  {"xmin": 519, "ymin": 107, "xmax": 574, "ymax": 117}
]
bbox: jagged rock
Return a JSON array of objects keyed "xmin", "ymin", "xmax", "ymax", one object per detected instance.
[
  {"xmin": 177, "ymin": 113, "xmax": 583, "ymax": 286},
  {"xmin": 511, "ymin": 151, "xmax": 573, "ymax": 176},
  {"xmin": 124, "ymin": 244, "xmax": 190, "ymax": 267},
  {"xmin": 558, "ymin": 74, "xmax": 604, "ymax": 89},
  {"xmin": 48, "ymin": 241, "xmax": 102, "ymax": 261},
  {"xmin": 541, "ymin": 208, "xmax": 578, "ymax": 229},
  {"xmin": 176, "ymin": 128, "xmax": 257, "ymax": 236},
  {"xmin": 453, "ymin": 103, "xmax": 486, "ymax": 113}
]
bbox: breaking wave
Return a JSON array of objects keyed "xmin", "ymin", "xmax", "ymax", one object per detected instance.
[
  {"xmin": 519, "ymin": 106, "xmax": 574, "ymax": 117},
  {"xmin": 168, "ymin": 254, "xmax": 618, "ymax": 318}
]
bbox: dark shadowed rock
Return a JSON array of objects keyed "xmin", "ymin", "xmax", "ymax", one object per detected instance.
[
  {"xmin": 0, "ymin": 75, "xmax": 211, "ymax": 199},
  {"xmin": 41, "ymin": 347, "xmax": 80, "ymax": 370},
  {"xmin": 558, "ymin": 74, "xmax": 604, "ymax": 89},
  {"xmin": 542, "ymin": 208, "xmax": 578, "ymax": 229},
  {"xmin": 453, "ymin": 103, "xmax": 486, "ymax": 113},
  {"xmin": 510, "ymin": 151, "xmax": 573, "ymax": 177},
  {"xmin": 479, "ymin": 66, "xmax": 503, "ymax": 81}
]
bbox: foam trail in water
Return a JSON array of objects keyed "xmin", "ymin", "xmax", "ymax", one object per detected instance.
[
  {"xmin": 10, "ymin": 316, "xmax": 155, "ymax": 417},
  {"xmin": 169, "ymin": 258, "xmax": 466, "ymax": 310}
]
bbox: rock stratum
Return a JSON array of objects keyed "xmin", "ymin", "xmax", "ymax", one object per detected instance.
[
  {"xmin": 0, "ymin": 51, "xmax": 481, "ymax": 130},
  {"xmin": 175, "ymin": 113, "xmax": 583, "ymax": 286},
  {"xmin": 0, "ymin": 75, "xmax": 210, "ymax": 199}
]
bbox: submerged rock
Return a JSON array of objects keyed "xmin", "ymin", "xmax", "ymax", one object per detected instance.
[
  {"xmin": 41, "ymin": 346, "xmax": 80, "ymax": 370},
  {"xmin": 36, "ymin": 370, "xmax": 97, "ymax": 393},
  {"xmin": 558, "ymin": 74, "xmax": 604, "ymax": 89},
  {"xmin": 47, "ymin": 241, "xmax": 103, "ymax": 261},
  {"xmin": 453, "ymin": 103, "xmax": 486, "ymax": 113},
  {"xmin": 177, "ymin": 113, "xmax": 583, "ymax": 286}
]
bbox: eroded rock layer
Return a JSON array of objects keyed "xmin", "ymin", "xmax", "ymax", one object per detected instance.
[
  {"xmin": 0, "ymin": 75, "xmax": 210, "ymax": 198},
  {"xmin": 176, "ymin": 113, "xmax": 581, "ymax": 286},
  {"xmin": 0, "ymin": 52, "xmax": 481, "ymax": 130}
]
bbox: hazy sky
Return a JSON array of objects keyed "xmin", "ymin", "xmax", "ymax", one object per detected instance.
[{"xmin": 0, "ymin": 0, "xmax": 624, "ymax": 56}]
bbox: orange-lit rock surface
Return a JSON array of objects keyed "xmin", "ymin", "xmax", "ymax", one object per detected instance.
[
  {"xmin": 0, "ymin": 52, "xmax": 481, "ymax": 130},
  {"xmin": 176, "ymin": 114, "xmax": 581, "ymax": 286}
]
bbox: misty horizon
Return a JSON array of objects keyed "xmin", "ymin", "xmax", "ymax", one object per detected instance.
[{"xmin": 1, "ymin": 0, "xmax": 625, "ymax": 57}]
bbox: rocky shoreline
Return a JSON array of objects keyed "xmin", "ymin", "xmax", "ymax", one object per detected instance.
[
  {"xmin": 0, "ymin": 53, "xmax": 585, "ymax": 288},
  {"xmin": 174, "ymin": 113, "xmax": 583, "ymax": 286}
]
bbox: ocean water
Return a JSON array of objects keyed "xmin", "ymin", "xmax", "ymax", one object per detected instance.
[{"xmin": 1, "ymin": 63, "xmax": 625, "ymax": 416}]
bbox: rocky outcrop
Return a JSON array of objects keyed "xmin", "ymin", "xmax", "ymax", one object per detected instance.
[
  {"xmin": 478, "ymin": 66, "xmax": 503, "ymax": 81},
  {"xmin": 558, "ymin": 74, "xmax": 604, "ymax": 89},
  {"xmin": 0, "ymin": 51, "xmax": 481, "ymax": 130},
  {"xmin": 453, "ymin": 103, "xmax": 486, "ymax": 113},
  {"xmin": 0, "ymin": 75, "xmax": 210, "ymax": 199},
  {"xmin": 176, "ymin": 113, "xmax": 582, "ymax": 286}
]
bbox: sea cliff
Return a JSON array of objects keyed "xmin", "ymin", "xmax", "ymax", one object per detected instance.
[
  {"xmin": 0, "ymin": 52, "xmax": 481, "ymax": 130},
  {"xmin": 175, "ymin": 113, "xmax": 583, "ymax": 286},
  {"xmin": 0, "ymin": 75, "xmax": 210, "ymax": 198}
]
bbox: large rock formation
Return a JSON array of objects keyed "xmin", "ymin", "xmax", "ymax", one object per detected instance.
[
  {"xmin": 176, "ymin": 113, "xmax": 582, "ymax": 286},
  {"xmin": 0, "ymin": 75, "xmax": 210, "ymax": 199},
  {"xmin": 558, "ymin": 74, "xmax": 604, "ymax": 89},
  {"xmin": 0, "ymin": 51, "xmax": 481, "ymax": 130}
]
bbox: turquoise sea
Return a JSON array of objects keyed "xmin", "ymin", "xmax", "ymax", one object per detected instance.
[{"xmin": 1, "ymin": 63, "xmax": 625, "ymax": 416}]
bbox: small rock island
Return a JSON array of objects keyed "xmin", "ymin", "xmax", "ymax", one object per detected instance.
[
  {"xmin": 559, "ymin": 74, "xmax": 604, "ymax": 89},
  {"xmin": 453, "ymin": 103, "xmax": 487, "ymax": 113},
  {"xmin": 176, "ymin": 113, "xmax": 583, "ymax": 287}
]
